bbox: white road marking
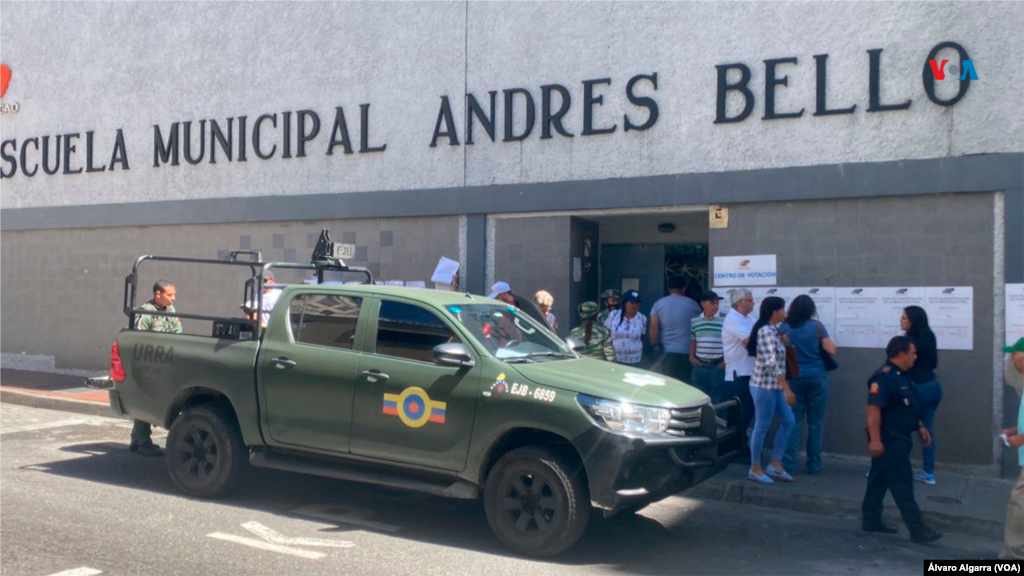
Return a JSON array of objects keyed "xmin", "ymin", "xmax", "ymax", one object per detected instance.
[
  {"xmin": 0, "ymin": 419, "xmax": 87, "ymax": 435},
  {"xmin": 206, "ymin": 532, "xmax": 326, "ymax": 560},
  {"xmin": 44, "ymin": 568, "xmax": 103, "ymax": 576},
  {"xmin": 290, "ymin": 504, "xmax": 401, "ymax": 533},
  {"xmin": 242, "ymin": 521, "xmax": 354, "ymax": 548}
]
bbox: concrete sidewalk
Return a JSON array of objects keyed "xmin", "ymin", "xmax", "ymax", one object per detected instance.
[
  {"xmin": 690, "ymin": 458, "xmax": 1013, "ymax": 540},
  {"xmin": 0, "ymin": 369, "xmax": 115, "ymax": 418},
  {"xmin": 0, "ymin": 368, "xmax": 1013, "ymax": 541}
]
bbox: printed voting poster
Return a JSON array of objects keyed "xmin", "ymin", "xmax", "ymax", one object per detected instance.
[
  {"xmin": 926, "ymin": 287, "xmax": 973, "ymax": 351},
  {"xmin": 835, "ymin": 288, "xmax": 883, "ymax": 348},
  {"xmin": 803, "ymin": 287, "xmax": 837, "ymax": 338},
  {"xmin": 1008, "ymin": 284, "xmax": 1024, "ymax": 347},
  {"xmin": 878, "ymin": 288, "xmax": 927, "ymax": 343},
  {"xmin": 719, "ymin": 285, "xmax": 972, "ymax": 350}
]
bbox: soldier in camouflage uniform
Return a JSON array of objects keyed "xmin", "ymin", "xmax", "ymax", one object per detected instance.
[
  {"xmin": 130, "ymin": 279, "xmax": 183, "ymax": 457},
  {"xmin": 597, "ymin": 289, "xmax": 621, "ymax": 326},
  {"xmin": 569, "ymin": 301, "xmax": 616, "ymax": 362}
]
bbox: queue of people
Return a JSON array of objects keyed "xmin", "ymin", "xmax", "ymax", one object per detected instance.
[{"xmin": 556, "ymin": 280, "xmax": 968, "ymax": 546}]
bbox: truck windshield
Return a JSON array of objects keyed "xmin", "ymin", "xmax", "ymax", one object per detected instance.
[{"xmin": 446, "ymin": 304, "xmax": 574, "ymax": 361}]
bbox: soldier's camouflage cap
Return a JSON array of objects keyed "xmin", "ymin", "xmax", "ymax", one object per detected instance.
[
  {"xmin": 578, "ymin": 301, "xmax": 599, "ymax": 318},
  {"xmin": 600, "ymin": 289, "xmax": 621, "ymax": 300}
]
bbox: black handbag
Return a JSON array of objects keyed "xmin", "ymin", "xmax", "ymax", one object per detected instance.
[{"xmin": 817, "ymin": 320, "xmax": 839, "ymax": 372}]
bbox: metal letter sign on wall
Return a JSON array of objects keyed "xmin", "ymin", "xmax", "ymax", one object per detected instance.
[{"xmin": 709, "ymin": 205, "xmax": 729, "ymax": 229}]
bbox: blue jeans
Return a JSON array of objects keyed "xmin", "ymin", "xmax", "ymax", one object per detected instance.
[
  {"xmin": 750, "ymin": 386, "xmax": 796, "ymax": 466},
  {"xmin": 783, "ymin": 375, "xmax": 830, "ymax": 473},
  {"xmin": 915, "ymin": 379, "xmax": 943, "ymax": 473},
  {"xmin": 692, "ymin": 364, "xmax": 726, "ymax": 400}
]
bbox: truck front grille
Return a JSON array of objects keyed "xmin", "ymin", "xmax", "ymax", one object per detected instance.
[{"xmin": 667, "ymin": 407, "xmax": 703, "ymax": 437}]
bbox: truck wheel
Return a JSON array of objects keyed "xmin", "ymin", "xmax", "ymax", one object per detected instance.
[
  {"xmin": 166, "ymin": 404, "xmax": 245, "ymax": 498},
  {"xmin": 484, "ymin": 447, "xmax": 590, "ymax": 557}
]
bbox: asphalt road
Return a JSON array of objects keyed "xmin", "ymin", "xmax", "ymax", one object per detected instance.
[{"xmin": 0, "ymin": 403, "xmax": 1001, "ymax": 576}]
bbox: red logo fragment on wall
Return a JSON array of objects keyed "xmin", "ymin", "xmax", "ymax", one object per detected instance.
[
  {"xmin": 0, "ymin": 65, "xmax": 11, "ymax": 98},
  {"xmin": 0, "ymin": 64, "xmax": 19, "ymax": 114}
]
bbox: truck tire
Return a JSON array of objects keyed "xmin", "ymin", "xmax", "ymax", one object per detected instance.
[
  {"xmin": 484, "ymin": 446, "xmax": 590, "ymax": 557},
  {"xmin": 166, "ymin": 403, "xmax": 245, "ymax": 498}
]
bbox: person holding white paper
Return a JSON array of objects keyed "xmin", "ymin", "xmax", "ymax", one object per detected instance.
[{"xmin": 431, "ymin": 256, "xmax": 461, "ymax": 291}]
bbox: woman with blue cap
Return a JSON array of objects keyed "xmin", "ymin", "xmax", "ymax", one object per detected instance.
[{"xmin": 604, "ymin": 290, "xmax": 647, "ymax": 366}]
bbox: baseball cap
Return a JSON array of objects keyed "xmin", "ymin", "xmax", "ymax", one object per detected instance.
[
  {"xmin": 700, "ymin": 290, "xmax": 720, "ymax": 302},
  {"xmin": 622, "ymin": 290, "xmax": 641, "ymax": 303},
  {"xmin": 600, "ymin": 289, "xmax": 621, "ymax": 300},
  {"xmin": 1005, "ymin": 337, "xmax": 1024, "ymax": 354},
  {"xmin": 488, "ymin": 281, "xmax": 512, "ymax": 299}
]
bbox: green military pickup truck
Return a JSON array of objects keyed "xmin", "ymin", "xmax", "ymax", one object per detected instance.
[{"xmin": 110, "ymin": 249, "xmax": 740, "ymax": 557}]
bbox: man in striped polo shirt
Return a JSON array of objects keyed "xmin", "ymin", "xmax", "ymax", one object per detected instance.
[{"xmin": 689, "ymin": 290, "xmax": 727, "ymax": 402}]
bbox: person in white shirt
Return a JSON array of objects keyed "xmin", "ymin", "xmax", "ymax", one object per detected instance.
[
  {"xmin": 722, "ymin": 288, "xmax": 756, "ymax": 460},
  {"xmin": 245, "ymin": 271, "xmax": 282, "ymax": 329},
  {"xmin": 605, "ymin": 290, "xmax": 647, "ymax": 366}
]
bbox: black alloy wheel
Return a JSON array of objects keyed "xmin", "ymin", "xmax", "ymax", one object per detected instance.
[
  {"xmin": 484, "ymin": 446, "xmax": 590, "ymax": 557},
  {"xmin": 166, "ymin": 404, "xmax": 245, "ymax": 498}
]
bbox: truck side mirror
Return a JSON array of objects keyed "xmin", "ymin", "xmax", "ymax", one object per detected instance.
[
  {"xmin": 565, "ymin": 337, "xmax": 586, "ymax": 354},
  {"xmin": 433, "ymin": 343, "xmax": 475, "ymax": 368}
]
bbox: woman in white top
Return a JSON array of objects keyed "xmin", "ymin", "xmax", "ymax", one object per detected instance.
[{"xmin": 605, "ymin": 290, "xmax": 647, "ymax": 366}]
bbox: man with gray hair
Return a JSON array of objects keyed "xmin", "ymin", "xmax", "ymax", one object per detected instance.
[{"xmin": 722, "ymin": 288, "xmax": 756, "ymax": 461}]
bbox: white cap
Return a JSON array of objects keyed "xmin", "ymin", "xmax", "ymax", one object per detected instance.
[{"xmin": 488, "ymin": 281, "xmax": 511, "ymax": 299}]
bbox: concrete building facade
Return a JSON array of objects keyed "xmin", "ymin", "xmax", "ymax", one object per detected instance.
[{"xmin": 2, "ymin": 2, "xmax": 1022, "ymax": 473}]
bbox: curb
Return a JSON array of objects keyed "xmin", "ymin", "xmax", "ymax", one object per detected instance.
[
  {"xmin": 687, "ymin": 481, "xmax": 1004, "ymax": 540},
  {"xmin": 0, "ymin": 389, "xmax": 117, "ymax": 419}
]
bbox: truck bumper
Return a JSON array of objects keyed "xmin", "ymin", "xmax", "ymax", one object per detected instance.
[
  {"xmin": 574, "ymin": 398, "xmax": 743, "ymax": 511},
  {"xmin": 108, "ymin": 389, "xmax": 127, "ymax": 417}
]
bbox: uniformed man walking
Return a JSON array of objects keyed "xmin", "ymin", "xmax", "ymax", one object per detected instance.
[
  {"xmin": 597, "ymin": 289, "xmax": 620, "ymax": 326},
  {"xmin": 861, "ymin": 335, "xmax": 942, "ymax": 543},
  {"xmin": 568, "ymin": 301, "xmax": 616, "ymax": 362},
  {"xmin": 130, "ymin": 279, "xmax": 183, "ymax": 457}
]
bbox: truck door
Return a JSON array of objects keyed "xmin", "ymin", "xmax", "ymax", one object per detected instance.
[
  {"xmin": 350, "ymin": 297, "xmax": 480, "ymax": 471},
  {"xmin": 258, "ymin": 291, "xmax": 366, "ymax": 453}
]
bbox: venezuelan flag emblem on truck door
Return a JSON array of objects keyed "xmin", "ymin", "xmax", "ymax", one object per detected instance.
[{"xmin": 382, "ymin": 386, "xmax": 447, "ymax": 428}]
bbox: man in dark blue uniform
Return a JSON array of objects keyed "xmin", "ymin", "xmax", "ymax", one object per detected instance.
[{"xmin": 861, "ymin": 336, "xmax": 942, "ymax": 544}]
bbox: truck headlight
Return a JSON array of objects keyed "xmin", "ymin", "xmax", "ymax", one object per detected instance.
[{"xmin": 577, "ymin": 394, "xmax": 671, "ymax": 435}]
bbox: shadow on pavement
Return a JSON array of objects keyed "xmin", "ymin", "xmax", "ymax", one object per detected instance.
[{"xmin": 28, "ymin": 440, "xmax": 677, "ymax": 567}]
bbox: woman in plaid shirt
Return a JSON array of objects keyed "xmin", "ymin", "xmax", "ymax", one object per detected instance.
[{"xmin": 745, "ymin": 296, "xmax": 797, "ymax": 484}]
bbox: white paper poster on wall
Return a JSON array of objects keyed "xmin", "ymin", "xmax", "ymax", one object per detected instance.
[
  {"xmin": 804, "ymin": 287, "xmax": 837, "ymax": 338},
  {"xmin": 835, "ymin": 288, "xmax": 883, "ymax": 348},
  {"xmin": 719, "ymin": 285, "xmax": 972, "ymax": 350},
  {"xmin": 713, "ymin": 255, "xmax": 777, "ymax": 287},
  {"xmin": 925, "ymin": 287, "xmax": 973, "ymax": 351},
  {"xmin": 1008, "ymin": 284, "xmax": 1024, "ymax": 347},
  {"xmin": 716, "ymin": 287, "xmax": 836, "ymax": 335},
  {"xmin": 878, "ymin": 288, "xmax": 927, "ymax": 343}
]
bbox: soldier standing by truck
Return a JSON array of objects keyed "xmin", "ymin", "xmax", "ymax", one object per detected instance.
[
  {"xmin": 568, "ymin": 301, "xmax": 616, "ymax": 362},
  {"xmin": 130, "ymin": 279, "xmax": 182, "ymax": 457}
]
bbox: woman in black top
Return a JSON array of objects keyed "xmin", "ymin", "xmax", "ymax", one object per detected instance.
[{"xmin": 902, "ymin": 305, "xmax": 941, "ymax": 485}]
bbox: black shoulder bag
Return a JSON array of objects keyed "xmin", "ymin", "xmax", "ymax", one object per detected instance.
[{"xmin": 817, "ymin": 320, "xmax": 839, "ymax": 372}]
